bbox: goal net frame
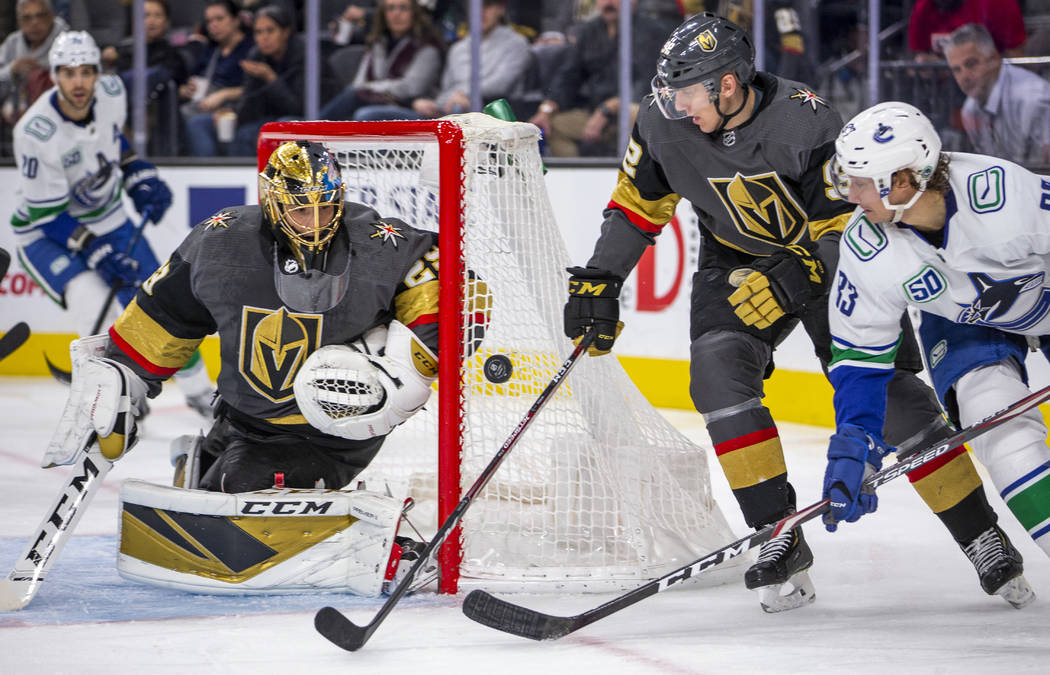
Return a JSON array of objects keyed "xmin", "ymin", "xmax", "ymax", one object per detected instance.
[{"xmin": 257, "ymin": 117, "xmax": 737, "ymax": 595}]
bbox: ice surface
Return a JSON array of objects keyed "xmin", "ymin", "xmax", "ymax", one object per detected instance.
[{"xmin": 2, "ymin": 377, "xmax": 1049, "ymax": 674}]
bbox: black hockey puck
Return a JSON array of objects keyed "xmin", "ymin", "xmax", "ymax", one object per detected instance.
[{"xmin": 483, "ymin": 354, "xmax": 513, "ymax": 383}]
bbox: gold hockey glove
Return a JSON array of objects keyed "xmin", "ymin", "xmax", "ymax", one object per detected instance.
[{"xmin": 727, "ymin": 244, "xmax": 827, "ymax": 329}]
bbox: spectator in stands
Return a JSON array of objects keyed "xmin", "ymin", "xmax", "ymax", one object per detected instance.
[
  {"xmin": 330, "ymin": 1, "xmax": 379, "ymax": 46},
  {"xmin": 352, "ymin": 0, "xmax": 528, "ymax": 121},
  {"xmin": 0, "ymin": 0, "xmax": 69, "ymax": 125},
  {"xmin": 318, "ymin": 0, "xmax": 443, "ymax": 122},
  {"xmin": 529, "ymin": 0, "xmax": 666, "ymax": 157},
  {"xmin": 223, "ymin": 4, "xmax": 307, "ymax": 156},
  {"xmin": 180, "ymin": 0, "xmax": 254, "ymax": 156},
  {"xmin": 101, "ymin": 0, "xmax": 189, "ymax": 89},
  {"xmin": 909, "ymin": 0, "xmax": 1026, "ymax": 61},
  {"xmin": 406, "ymin": 0, "xmax": 528, "ymax": 119},
  {"xmin": 944, "ymin": 23, "xmax": 1050, "ymax": 168}
]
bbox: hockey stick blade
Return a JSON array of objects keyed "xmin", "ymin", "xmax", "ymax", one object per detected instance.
[
  {"xmin": 463, "ymin": 381, "xmax": 1050, "ymax": 640},
  {"xmin": 0, "ymin": 321, "xmax": 30, "ymax": 362},
  {"xmin": 43, "ymin": 351, "xmax": 72, "ymax": 384},
  {"xmin": 313, "ymin": 332, "xmax": 597, "ymax": 652}
]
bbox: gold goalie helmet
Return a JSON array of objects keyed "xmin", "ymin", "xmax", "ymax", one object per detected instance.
[
  {"xmin": 260, "ymin": 140, "xmax": 345, "ymax": 262},
  {"xmin": 261, "ymin": 141, "xmax": 351, "ymax": 313}
]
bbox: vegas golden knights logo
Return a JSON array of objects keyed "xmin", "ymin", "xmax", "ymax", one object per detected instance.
[
  {"xmin": 239, "ymin": 306, "xmax": 322, "ymax": 402},
  {"xmin": 708, "ymin": 171, "xmax": 808, "ymax": 246},
  {"xmin": 695, "ymin": 30, "xmax": 717, "ymax": 52}
]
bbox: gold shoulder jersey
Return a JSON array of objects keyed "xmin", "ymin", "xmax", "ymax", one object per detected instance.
[
  {"xmin": 106, "ymin": 203, "xmax": 444, "ymax": 430},
  {"xmin": 593, "ymin": 73, "xmax": 852, "ymax": 275}
]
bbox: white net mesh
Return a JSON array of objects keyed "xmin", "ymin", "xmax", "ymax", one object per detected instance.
[{"xmin": 270, "ymin": 115, "xmax": 737, "ymax": 592}]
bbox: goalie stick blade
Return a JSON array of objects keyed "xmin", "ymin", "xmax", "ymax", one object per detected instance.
[
  {"xmin": 314, "ymin": 606, "xmax": 370, "ymax": 651},
  {"xmin": 0, "ymin": 322, "xmax": 30, "ymax": 362},
  {"xmin": 462, "ymin": 590, "xmax": 577, "ymax": 641},
  {"xmin": 0, "ymin": 578, "xmax": 33, "ymax": 611}
]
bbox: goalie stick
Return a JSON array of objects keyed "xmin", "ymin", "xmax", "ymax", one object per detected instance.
[
  {"xmin": 462, "ymin": 380, "xmax": 1050, "ymax": 641},
  {"xmin": 0, "ymin": 437, "xmax": 112, "ymax": 610},
  {"xmin": 314, "ymin": 330, "xmax": 597, "ymax": 652}
]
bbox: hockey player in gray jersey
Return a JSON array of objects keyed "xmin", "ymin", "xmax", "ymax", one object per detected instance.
[
  {"xmin": 43, "ymin": 140, "xmax": 471, "ymax": 596},
  {"xmin": 564, "ymin": 12, "xmax": 1022, "ymax": 612},
  {"xmin": 824, "ymin": 101, "xmax": 1046, "ymax": 606}
]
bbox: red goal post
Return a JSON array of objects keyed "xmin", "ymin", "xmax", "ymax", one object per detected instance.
[{"xmin": 257, "ymin": 116, "xmax": 737, "ymax": 595}]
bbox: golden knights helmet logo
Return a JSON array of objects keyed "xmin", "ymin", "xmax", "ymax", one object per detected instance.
[
  {"xmin": 695, "ymin": 29, "xmax": 717, "ymax": 52},
  {"xmin": 239, "ymin": 306, "xmax": 323, "ymax": 402},
  {"xmin": 708, "ymin": 171, "xmax": 808, "ymax": 246}
]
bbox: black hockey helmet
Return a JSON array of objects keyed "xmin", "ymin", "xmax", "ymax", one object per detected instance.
[
  {"xmin": 655, "ymin": 12, "xmax": 756, "ymax": 92},
  {"xmin": 651, "ymin": 13, "xmax": 756, "ymax": 127}
]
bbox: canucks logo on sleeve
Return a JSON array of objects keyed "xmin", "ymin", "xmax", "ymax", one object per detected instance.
[{"xmin": 957, "ymin": 272, "xmax": 1048, "ymax": 330}]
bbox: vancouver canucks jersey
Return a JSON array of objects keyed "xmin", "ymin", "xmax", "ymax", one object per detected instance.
[
  {"xmin": 106, "ymin": 204, "xmax": 444, "ymax": 440},
  {"xmin": 589, "ymin": 73, "xmax": 852, "ymax": 277},
  {"xmin": 10, "ymin": 74, "xmax": 130, "ymax": 244},
  {"xmin": 829, "ymin": 153, "xmax": 1050, "ymax": 430}
]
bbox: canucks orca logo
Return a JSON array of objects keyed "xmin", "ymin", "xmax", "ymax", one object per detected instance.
[
  {"xmin": 873, "ymin": 124, "xmax": 894, "ymax": 144},
  {"xmin": 70, "ymin": 152, "xmax": 120, "ymax": 210},
  {"xmin": 957, "ymin": 272, "xmax": 1044, "ymax": 325}
]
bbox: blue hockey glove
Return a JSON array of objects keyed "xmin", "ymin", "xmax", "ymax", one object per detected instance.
[
  {"xmin": 123, "ymin": 158, "xmax": 171, "ymax": 224},
  {"xmin": 84, "ymin": 236, "xmax": 139, "ymax": 289},
  {"xmin": 822, "ymin": 423, "xmax": 890, "ymax": 532}
]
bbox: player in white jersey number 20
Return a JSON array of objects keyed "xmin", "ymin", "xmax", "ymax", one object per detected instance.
[
  {"xmin": 9, "ymin": 31, "xmax": 213, "ymax": 417},
  {"xmin": 825, "ymin": 101, "xmax": 1050, "ymax": 607}
]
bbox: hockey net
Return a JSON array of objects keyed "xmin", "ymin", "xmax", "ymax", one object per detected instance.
[{"xmin": 257, "ymin": 115, "xmax": 737, "ymax": 593}]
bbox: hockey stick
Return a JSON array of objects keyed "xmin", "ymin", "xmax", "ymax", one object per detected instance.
[
  {"xmin": 44, "ymin": 207, "xmax": 153, "ymax": 384},
  {"xmin": 0, "ymin": 322, "xmax": 31, "ymax": 362},
  {"xmin": 0, "ymin": 437, "xmax": 113, "ymax": 610},
  {"xmin": 314, "ymin": 330, "xmax": 598, "ymax": 651},
  {"xmin": 0, "ymin": 249, "xmax": 31, "ymax": 363},
  {"xmin": 462, "ymin": 380, "xmax": 1050, "ymax": 641}
]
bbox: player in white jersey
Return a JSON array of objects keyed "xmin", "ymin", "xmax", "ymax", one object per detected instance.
[
  {"xmin": 9, "ymin": 31, "xmax": 212, "ymax": 415},
  {"xmin": 823, "ymin": 101, "xmax": 1048, "ymax": 606}
]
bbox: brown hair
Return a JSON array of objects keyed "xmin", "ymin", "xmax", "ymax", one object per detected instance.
[
  {"xmin": 366, "ymin": 0, "xmax": 443, "ymax": 48},
  {"xmin": 895, "ymin": 154, "xmax": 952, "ymax": 193}
]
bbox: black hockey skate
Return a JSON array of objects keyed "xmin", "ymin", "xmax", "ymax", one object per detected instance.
[
  {"xmin": 744, "ymin": 527, "xmax": 815, "ymax": 613},
  {"xmin": 961, "ymin": 524, "xmax": 1035, "ymax": 609}
]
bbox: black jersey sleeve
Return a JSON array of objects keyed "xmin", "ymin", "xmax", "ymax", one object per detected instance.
[
  {"xmin": 799, "ymin": 136, "xmax": 853, "ymax": 244},
  {"xmin": 587, "ymin": 123, "xmax": 683, "ymax": 278},
  {"xmin": 107, "ymin": 247, "xmax": 216, "ymax": 383}
]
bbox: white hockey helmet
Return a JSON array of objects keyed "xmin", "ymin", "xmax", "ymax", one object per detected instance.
[
  {"xmin": 48, "ymin": 31, "xmax": 101, "ymax": 78},
  {"xmin": 834, "ymin": 101, "xmax": 942, "ymax": 222}
]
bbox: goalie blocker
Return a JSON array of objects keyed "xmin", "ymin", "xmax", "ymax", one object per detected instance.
[{"xmin": 117, "ymin": 481, "xmax": 423, "ymax": 596}]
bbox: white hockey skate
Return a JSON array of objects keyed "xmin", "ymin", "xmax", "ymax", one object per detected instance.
[
  {"xmin": 962, "ymin": 525, "xmax": 1035, "ymax": 609},
  {"xmin": 745, "ymin": 528, "xmax": 816, "ymax": 613}
]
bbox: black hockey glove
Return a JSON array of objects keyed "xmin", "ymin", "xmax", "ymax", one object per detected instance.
[
  {"xmin": 727, "ymin": 243, "xmax": 827, "ymax": 329},
  {"xmin": 564, "ymin": 266, "xmax": 624, "ymax": 356}
]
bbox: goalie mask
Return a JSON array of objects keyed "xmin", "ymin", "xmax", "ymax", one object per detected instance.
[
  {"xmin": 261, "ymin": 141, "xmax": 350, "ymax": 312},
  {"xmin": 651, "ymin": 12, "xmax": 755, "ymax": 129},
  {"xmin": 833, "ymin": 101, "xmax": 942, "ymax": 223}
]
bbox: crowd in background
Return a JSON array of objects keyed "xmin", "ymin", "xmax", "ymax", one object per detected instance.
[{"xmin": 0, "ymin": 0, "xmax": 1049, "ymax": 169}]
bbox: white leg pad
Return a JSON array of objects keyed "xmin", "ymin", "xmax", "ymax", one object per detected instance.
[{"xmin": 117, "ymin": 481, "xmax": 403, "ymax": 596}]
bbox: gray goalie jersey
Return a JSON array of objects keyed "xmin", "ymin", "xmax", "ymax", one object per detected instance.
[
  {"xmin": 588, "ymin": 72, "xmax": 853, "ymax": 277},
  {"xmin": 106, "ymin": 203, "xmax": 443, "ymax": 437}
]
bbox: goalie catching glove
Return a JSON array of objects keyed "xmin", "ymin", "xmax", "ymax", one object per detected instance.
[
  {"xmin": 727, "ymin": 243, "xmax": 827, "ymax": 329},
  {"xmin": 564, "ymin": 266, "xmax": 624, "ymax": 356},
  {"xmin": 294, "ymin": 320, "xmax": 438, "ymax": 440},
  {"xmin": 43, "ymin": 334, "xmax": 149, "ymax": 467}
]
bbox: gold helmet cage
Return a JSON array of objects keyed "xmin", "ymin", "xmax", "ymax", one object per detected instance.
[{"xmin": 260, "ymin": 141, "xmax": 345, "ymax": 262}]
